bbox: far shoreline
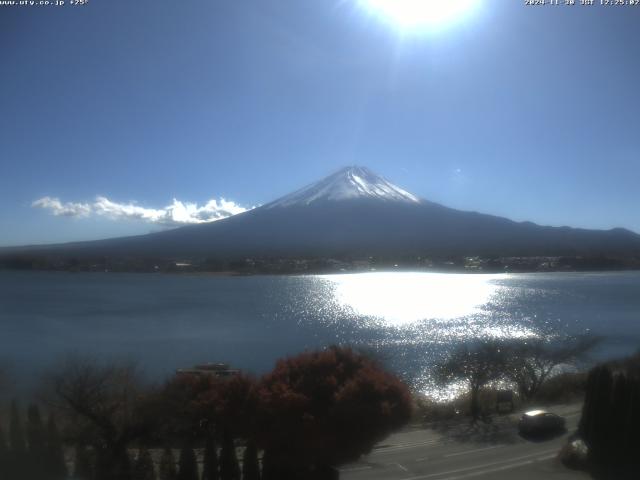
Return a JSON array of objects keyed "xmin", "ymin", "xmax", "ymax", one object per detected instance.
[{"xmin": 1, "ymin": 266, "xmax": 639, "ymax": 277}]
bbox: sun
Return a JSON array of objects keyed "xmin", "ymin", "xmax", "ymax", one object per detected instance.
[{"xmin": 360, "ymin": 0, "xmax": 481, "ymax": 31}]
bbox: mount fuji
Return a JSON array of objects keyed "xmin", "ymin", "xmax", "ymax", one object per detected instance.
[
  {"xmin": 263, "ymin": 166, "xmax": 421, "ymax": 207},
  {"xmin": 4, "ymin": 166, "xmax": 640, "ymax": 261}
]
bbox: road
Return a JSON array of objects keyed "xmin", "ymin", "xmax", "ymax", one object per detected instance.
[{"xmin": 340, "ymin": 404, "xmax": 589, "ymax": 480}]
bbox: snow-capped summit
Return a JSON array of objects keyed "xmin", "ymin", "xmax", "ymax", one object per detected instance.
[{"xmin": 265, "ymin": 166, "xmax": 421, "ymax": 208}]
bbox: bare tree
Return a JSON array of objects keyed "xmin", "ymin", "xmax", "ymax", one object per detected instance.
[
  {"xmin": 437, "ymin": 341, "xmax": 507, "ymax": 422},
  {"xmin": 45, "ymin": 355, "xmax": 156, "ymax": 480},
  {"xmin": 503, "ymin": 335, "xmax": 600, "ymax": 402}
]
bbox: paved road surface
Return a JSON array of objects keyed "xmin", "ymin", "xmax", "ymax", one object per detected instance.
[{"xmin": 341, "ymin": 404, "xmax": 589, "ymax": 480}]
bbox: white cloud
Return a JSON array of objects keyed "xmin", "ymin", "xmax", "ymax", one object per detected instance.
[
  {"xmin": 31, "ymin": 197, "xmax": 92, "ymax": 217},
  {"xmin": 32, "ymin": 195, "xmax": 250, "ymax": 227},
  {"xmin": 92, "ymin": 196, "xmax": 167, "ymax": 223}
]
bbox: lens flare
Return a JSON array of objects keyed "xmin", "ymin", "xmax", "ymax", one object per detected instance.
[{"xmin": 360, "ymin": 0, "xmax": 481, "ymax": 31}]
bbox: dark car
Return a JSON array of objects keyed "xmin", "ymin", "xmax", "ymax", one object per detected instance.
[{"xmin": 518, "ymin": 410, "xmax": 566, "ymax": 435}]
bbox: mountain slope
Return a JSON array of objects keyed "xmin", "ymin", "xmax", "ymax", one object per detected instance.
[{"xmin": 4, "ymin": 166, "xmax": 640, "ymax": 260}]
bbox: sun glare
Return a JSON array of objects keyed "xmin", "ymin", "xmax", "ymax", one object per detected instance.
[
  {"xmin": 324, "ymin": 272, "xmax": 502, "ymax": 326},
  {"xmin": 360, "ymin": 0, "xmax": 481, "ymax": 31}
]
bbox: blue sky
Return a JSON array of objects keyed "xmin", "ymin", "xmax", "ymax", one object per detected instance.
[{"xmin": 1, "ymin": 0, "xmax": 639, "ymax": 246}]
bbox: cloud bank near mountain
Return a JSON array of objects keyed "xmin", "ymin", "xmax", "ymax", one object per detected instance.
[{"xmin": 32, "ymin": 195, "xmax": 249, "ymax": 226}]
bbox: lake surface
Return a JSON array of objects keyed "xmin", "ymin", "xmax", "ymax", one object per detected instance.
[{"xmin": 0, "ymin": 271, "xmax": 639, "ymax": 396}]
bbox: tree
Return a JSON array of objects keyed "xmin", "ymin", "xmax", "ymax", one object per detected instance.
[
  {"xmin": 578, "ymin": 353, "xmax": 640, "ymax": 479},
  {"xmin": 504, "ymin": 335, "xmax": 600, "ymax": 402},
  {"xmin": 260, "ymin": 450, "xmax": 286, "ymax": 480},
  {"xmin": 177, "ymin": 444, "xmax": 198, "ymax": 480},
  {"xmin": 157, "ymin": 374, "xmax": 220, "ymax": 442},
  {"xmin": 10, "ymin": 400, "xmax": 26, "ymax": 455},
  {"xmin": 74, "ymin": 444, "xmax": 94, "ymax": 480},
  {"xmin": 0, "ymin": 423, "xmax": 8, "ymax": 480},
  {"xmin": 26, "ymin": 404, "xmax": 47, "ymax": 479},
  {"xmin": 166, "ymin": 373, "xmax": 258, "ymax": 440},
  {"xmin": 159, "ymin": 373, "xmax": 257, "ymax": 478},
  {"xmin": 47, "ymin": 356, "xmax": 156, "ymax": 480},
  {"xmin": 201, "ymin": 435, "xmax": 219, "ymax": 480},
  {"xmin": 9, "ymin": 400, "xmax": 27, "ymax": 480},
  {"xmin": 255, "ymin": 346, "xmax": 412, "ymax": 475},
  {"xmin": 46, "ymin": 414, "xmax": 68, "ymax": 480},
  {"xmin": 94, "ymin": 446, "xmax": 132, "ymax": 480},
  {"xmin": 132, "ymin": 447, "xmax": 156, "ymax": 480},
  {"xmin": 242, "ymin": 441, "xmax": 260, "ymax": 480},
  {"xmin": 437, "ymin": 341, "xmax": 506, "ymax": 422},
  {"xmin": 219, "ymin": 429, "xmax": 240, "ymax": 480},
  {"xmin": 0, "ymin": 363, "xmax": 11, "ymax": 401},
  {"xmin": 158, "ymin": 448, "xmax": 177, "ymax": 480},
  {"xmin": 210, "ymin": 375, "xmax": 259, "ymax": 438}
]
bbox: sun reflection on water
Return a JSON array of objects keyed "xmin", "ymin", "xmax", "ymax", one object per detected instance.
[
  {"xmin": 305, "ymin": 271, "xmax": 543, "ymax": 398},
  {"xmin": 321, "ymin": 272, "xmax": 506, "ymax": 327}
]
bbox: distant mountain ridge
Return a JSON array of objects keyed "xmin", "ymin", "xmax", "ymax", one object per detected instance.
[{"xmin": 3, "ymin": 166, "xmax": 640, "ymax": 261}]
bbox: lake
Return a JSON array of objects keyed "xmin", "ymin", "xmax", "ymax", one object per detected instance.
[{"xmin": 0, "ymin": 270, "xmax": 638, "ymax": 396}]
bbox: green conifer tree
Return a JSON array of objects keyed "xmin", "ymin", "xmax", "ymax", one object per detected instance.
[
  {"xmin": 201, "ymin": 436, "xmax": 219, "ymax": 480},
  {"xmin": 132, "ymin": 447, "xmax": 156, "ymax": 480},
  {"xmin": 158, "ymin": 448, "xmax": 177, "ymax": 480},
  {"xmin": 26, "ymin": 404, "xmax": 47, "ymax": 479},
  {"xmin": 242, "ymin": 441, "xmax": 260, "ymax": 480},
  {"xmin": 46, "ymin": 414, "xmax": 68, "ymax": 480},
  {"xmin": 259, "ymin": 449, "xmax": 296, "ymax": 480},
  {"xmin": 74, "ymin": 444, "xmax": 94, "ymax": 480},
  {"xmin": 9, "ymin": 400, "xmax": 27, "ymax": 480},
  {"xmin": 219, "ymin": 431, "xmax": 240, "ymax": 480},
  {"xmin": 9, "ymin": 400, "xmax": 26, "ymax": 454},
  {"xmin": 94, "ymin": 446, "xmax": 131, "ymax": 480},
  {"xmin": 0, "ymin": 423, "xmax": 9, "ymax": 480},
  {"xmin": 177, "ymin": 444, "xmax": 198, "ymax": 480}
]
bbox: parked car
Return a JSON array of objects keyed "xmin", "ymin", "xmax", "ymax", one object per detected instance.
[{"xmin": 518, "ymin": 410, "xmax": 566, "ymax": 435}]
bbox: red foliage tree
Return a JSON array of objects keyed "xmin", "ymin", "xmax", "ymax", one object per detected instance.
[
  {"xmin": 255, "ymin": 346, "xmax": 412, "ymax": 472},
  {"xmin": 158, "ymin": 374, "xmax": 220, "ymax": 440},
  {"xmin": 159, "ymin": 373, "xmax": 259, "ymax": 446},
  {"xmin": 192, "ymin": 374, "xmax": 259, "ymax": 438}
]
